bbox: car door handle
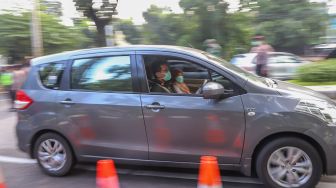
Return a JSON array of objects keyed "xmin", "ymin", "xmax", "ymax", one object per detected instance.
[
  {"xmin": 145, "ymin": 104, "xmax": 165, "ymax": 110},
  {"xmin": 60, "ymin": 99, "xmax": 75, "ymax": 105}
]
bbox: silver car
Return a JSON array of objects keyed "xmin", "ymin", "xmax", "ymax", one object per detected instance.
[
  {"xmin": 16, "ymin": 46, "xmax": 336, "ymax": 188},
  {"xmin": 231, "ymin": 52, "xmax": 311, "ymax": 80}
]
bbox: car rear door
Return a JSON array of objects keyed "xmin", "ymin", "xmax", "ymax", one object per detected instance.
[
  {"xmin": 137, "ymin": 51, "xmax": 246, "ymax": 165},
  {"xmin": 55, "ymin": 51, "xmax": 148, "ymax": 161}
]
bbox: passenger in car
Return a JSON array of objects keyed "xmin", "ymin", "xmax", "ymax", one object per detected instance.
[
  {"xmin": 171, "ymin": 69, "xmax": 191, "ymax": 94},
  {"xmin": 150, "ymin": 62, "xmax": 173, "ymax": 93}
]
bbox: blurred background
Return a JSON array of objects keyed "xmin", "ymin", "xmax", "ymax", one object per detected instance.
[
  {"xmin": 0, "ymin": 0, "xmax": 336, "ymax": 86},
  {"xmin": 1, "ymin": 1, "xmax": 336, "ymax": 188}
]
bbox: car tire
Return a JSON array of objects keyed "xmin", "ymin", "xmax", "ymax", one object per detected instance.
[
  {"xmin": 256, "ymin": 137, "xmax": 322, "ymax": 188},
  {"xmin": 34, "ymin": 133, "xmax": 75, "ymax": 176}
]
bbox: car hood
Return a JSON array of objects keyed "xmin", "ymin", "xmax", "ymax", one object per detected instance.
[{"xmin": 275, "ymin": 80, "xmax": 334, "ymax": 103}]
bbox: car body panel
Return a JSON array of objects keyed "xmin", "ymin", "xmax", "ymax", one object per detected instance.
[
  {"xmin": 55, "ymin": 91, "xmax": 148, "ymax": 160},
  {"xmin": 140, "ymin": 94, "xmax": 245, "ymax": 164},
  {"xmin": 16, "ymin": 45, "xmax": 336, "ymax": 178},
  {"xmin": 135, "ymin": 50, "xmax": 246, "ymax": 164}
]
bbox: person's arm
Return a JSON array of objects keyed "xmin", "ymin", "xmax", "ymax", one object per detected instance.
[{"xmin": 173, "ymin": 85, "xmax": 183, "ymax": 94}]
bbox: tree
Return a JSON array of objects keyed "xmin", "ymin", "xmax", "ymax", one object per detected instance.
[
  {"xmin": 141, "ymin": 2, "xmax": 253, "ymax": 58},
  {"xmin": 114, "ymin": 19, "xmax": 142, "ymax": 44},
  {"xmin": 0, "ymin": 12, "xmax": 91, "ymax": 64},
  {"xmin": 179, "ymin": 0, "xmax": 253, "ymax": 57},
  {"xmin": 241, "ymin": 0, "xmax": 329, "ymax": 54},
  {"xmin": 142, "ymin": 5, "xmax": 192, "ymax": 46},
  {"xmin": 73, "ymin": 0, "xmax": 118, "ymax": 46}
]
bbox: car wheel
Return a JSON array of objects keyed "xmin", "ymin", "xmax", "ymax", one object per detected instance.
[
  {"xmin": 34, "ymin": 133, "xmax": 75, "ymax": 176},
  {"xmin": 256, "ymin": 137, "xmax": 322, "ymax": 188}
]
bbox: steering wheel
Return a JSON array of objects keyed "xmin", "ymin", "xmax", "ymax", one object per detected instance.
[{"xmin": 195, "ymin": 79, "xmax": 209, "ymax": 94}]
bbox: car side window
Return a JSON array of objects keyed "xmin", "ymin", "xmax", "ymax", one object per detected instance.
[
  {"xmin": 210, "ymin": 71, "xmax": 235, "ymax": 92},
  {"xmin": 143, "ymin": 55, "xmax": 236, "ymax": 95},
  {"xmin": 38, "ymin": 62, "xmax": 64, "ymax": 90},
  {"xmin": 71, "ymin": 56, "xmax": 133, "ymax": 92}
]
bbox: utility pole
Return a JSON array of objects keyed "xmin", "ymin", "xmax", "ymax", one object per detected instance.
[{"xmin": 31, "ymin": 0, "xmax": 43, "ymax": 57}]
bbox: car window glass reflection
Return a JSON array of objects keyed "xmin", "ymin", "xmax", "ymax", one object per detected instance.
[{"xmin": 71, "ymin": 56, "xmax": 132, "ymax": 92}]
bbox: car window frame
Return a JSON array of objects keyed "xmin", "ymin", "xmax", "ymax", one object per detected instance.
[
  {"xmin": 62, "ymin": 51, "xmax": 139, "ymax": 94},
  {"xmin": 37, "ymin": 61, "xmax": 66, "ymax": 90},
  {"xmin": 135, "ymin": 50, "xmax": 245, "ymax": 97}
]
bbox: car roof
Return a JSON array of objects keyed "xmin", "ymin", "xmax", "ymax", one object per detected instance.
[{"xmin": 31, "ymin": 45, "xmax": 207, "ymax": 66}]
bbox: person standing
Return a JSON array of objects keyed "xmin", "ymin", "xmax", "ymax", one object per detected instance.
[
  {"xmin": 10, "ymin": 66, "xmax": 26, "ymax": 109},
  {"xmin": 0, "ymin": 68, "xmax": 14, "ymax": 108},
  {"xmin": 204, "ymin": 39, "xmax": 222, "ymax": 57},
  {"xmin": 250, "ymin": 36, "xmax": 274, "ymax": 77}
]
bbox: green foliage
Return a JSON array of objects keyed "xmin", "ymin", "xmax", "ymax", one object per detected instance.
[
  {"xmin": 141, "ymin": 2, "xmax": 253, "ymax": 59},
  {"xmin": 0, "ymin": 12, "xmax": 91, "ymax": 63},
  {"xmin": 0, "ymin": 12, "xmax": 31, "ymax": 63},
  {"xmin": 297, "ymin": 59, "xmax": 336, "ymax": 82},
  {"xmin": 142, "ymin": 5, "xmax": 194, "ymax": 46},
  {"xmin": 288, "ymin": 80, "xmax": 336, "ymax": 86},
  {"xmin": 114, "ymin": 19, "xmax": 142, "ymax": 44},
  {"xmin": 242, "ymin": 0, "xmax": 328, "ymax": 54},
  {"xmin": 41, "ymin": 14, "xmax": 91, "ymax": 54}
]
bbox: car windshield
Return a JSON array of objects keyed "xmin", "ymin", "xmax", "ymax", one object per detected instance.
[{"xmin": 200, "ymin": 52, "xmax": 276, "ymax": 87}]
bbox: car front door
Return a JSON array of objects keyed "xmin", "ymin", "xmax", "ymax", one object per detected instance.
[
  {"xmin": 56, "ymin": 52, "xmax": 148, "ymax": 160},
  {"xmin": 137, "ymin": 52, "xmax": 246, "ymax": 164}
]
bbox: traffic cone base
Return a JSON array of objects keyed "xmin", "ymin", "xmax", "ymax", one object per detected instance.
[
  {"xmin": 96, "ymin": 160, "xmax": 119, "ymax": 188},
  {"xmin": 97, "ymin": 176, "xmax": 119, "ymax": 188},
  {"xmin": 198, "ymin": 156, "xmax": 223, "ymax": 188},
  {"xmin": 0, "ymin": 167, "xmax": 5, "ymax": 188},
  {"xmin": 198, "ymin": 185, "xmax": 222, "ymax": 188}
]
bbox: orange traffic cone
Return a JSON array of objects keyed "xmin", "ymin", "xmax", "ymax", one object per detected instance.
[
  {"xmin": 198, "ymin": 156, "xmax": 222, "ymax": 188},
  {"xmin": 0, "ymin": 167, "xmax": 6, "ymax": 188},
  {"xmin": 96, "ymin": 160, "xmax": 119, "ymax": 188}
]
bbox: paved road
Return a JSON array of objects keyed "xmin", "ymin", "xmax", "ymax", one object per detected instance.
[{"xmin": 0, "ymin": 97, "xmax": 336, "ymax": 188}]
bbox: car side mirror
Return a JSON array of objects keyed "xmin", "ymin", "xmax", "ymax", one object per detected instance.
[{"xmin": 202, "ymin": 82, "xmax": 225, "ymax": 99}]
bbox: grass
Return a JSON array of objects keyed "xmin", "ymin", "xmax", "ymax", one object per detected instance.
[
  {"xmin": 288, "ymin": 80, "xmax": 336, "ymax": 86},
  {"xmin": 292, "ymin": 58, "xmax": 336, "ymax": 86}
]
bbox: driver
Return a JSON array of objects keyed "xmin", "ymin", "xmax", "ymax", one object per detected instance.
[{"xmin": 151, "ymin": 62, "xmax": 173, "ymax": 93}]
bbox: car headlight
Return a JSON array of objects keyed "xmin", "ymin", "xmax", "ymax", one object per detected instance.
[{"xmin": 295, "ymin": 99, "xmax": 336, "ymax": 125}]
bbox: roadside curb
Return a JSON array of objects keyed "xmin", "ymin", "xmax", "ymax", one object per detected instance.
[{"xmin": 306, "ymin": 86, "xmax": 336, "ymax": 99}]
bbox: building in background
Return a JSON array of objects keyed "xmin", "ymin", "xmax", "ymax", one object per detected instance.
[{"xmin": 41, "ymin": 0, "xmax": 62, "ymax": 17}]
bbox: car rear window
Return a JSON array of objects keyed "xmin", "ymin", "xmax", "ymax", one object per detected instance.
[
  {"xmin": 38, "ymin": 62, "xmax": 64, "ymax": 90},
  {"xmin": 71, "ymin": 56, "xmax": 133, "ymax": 92}
]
